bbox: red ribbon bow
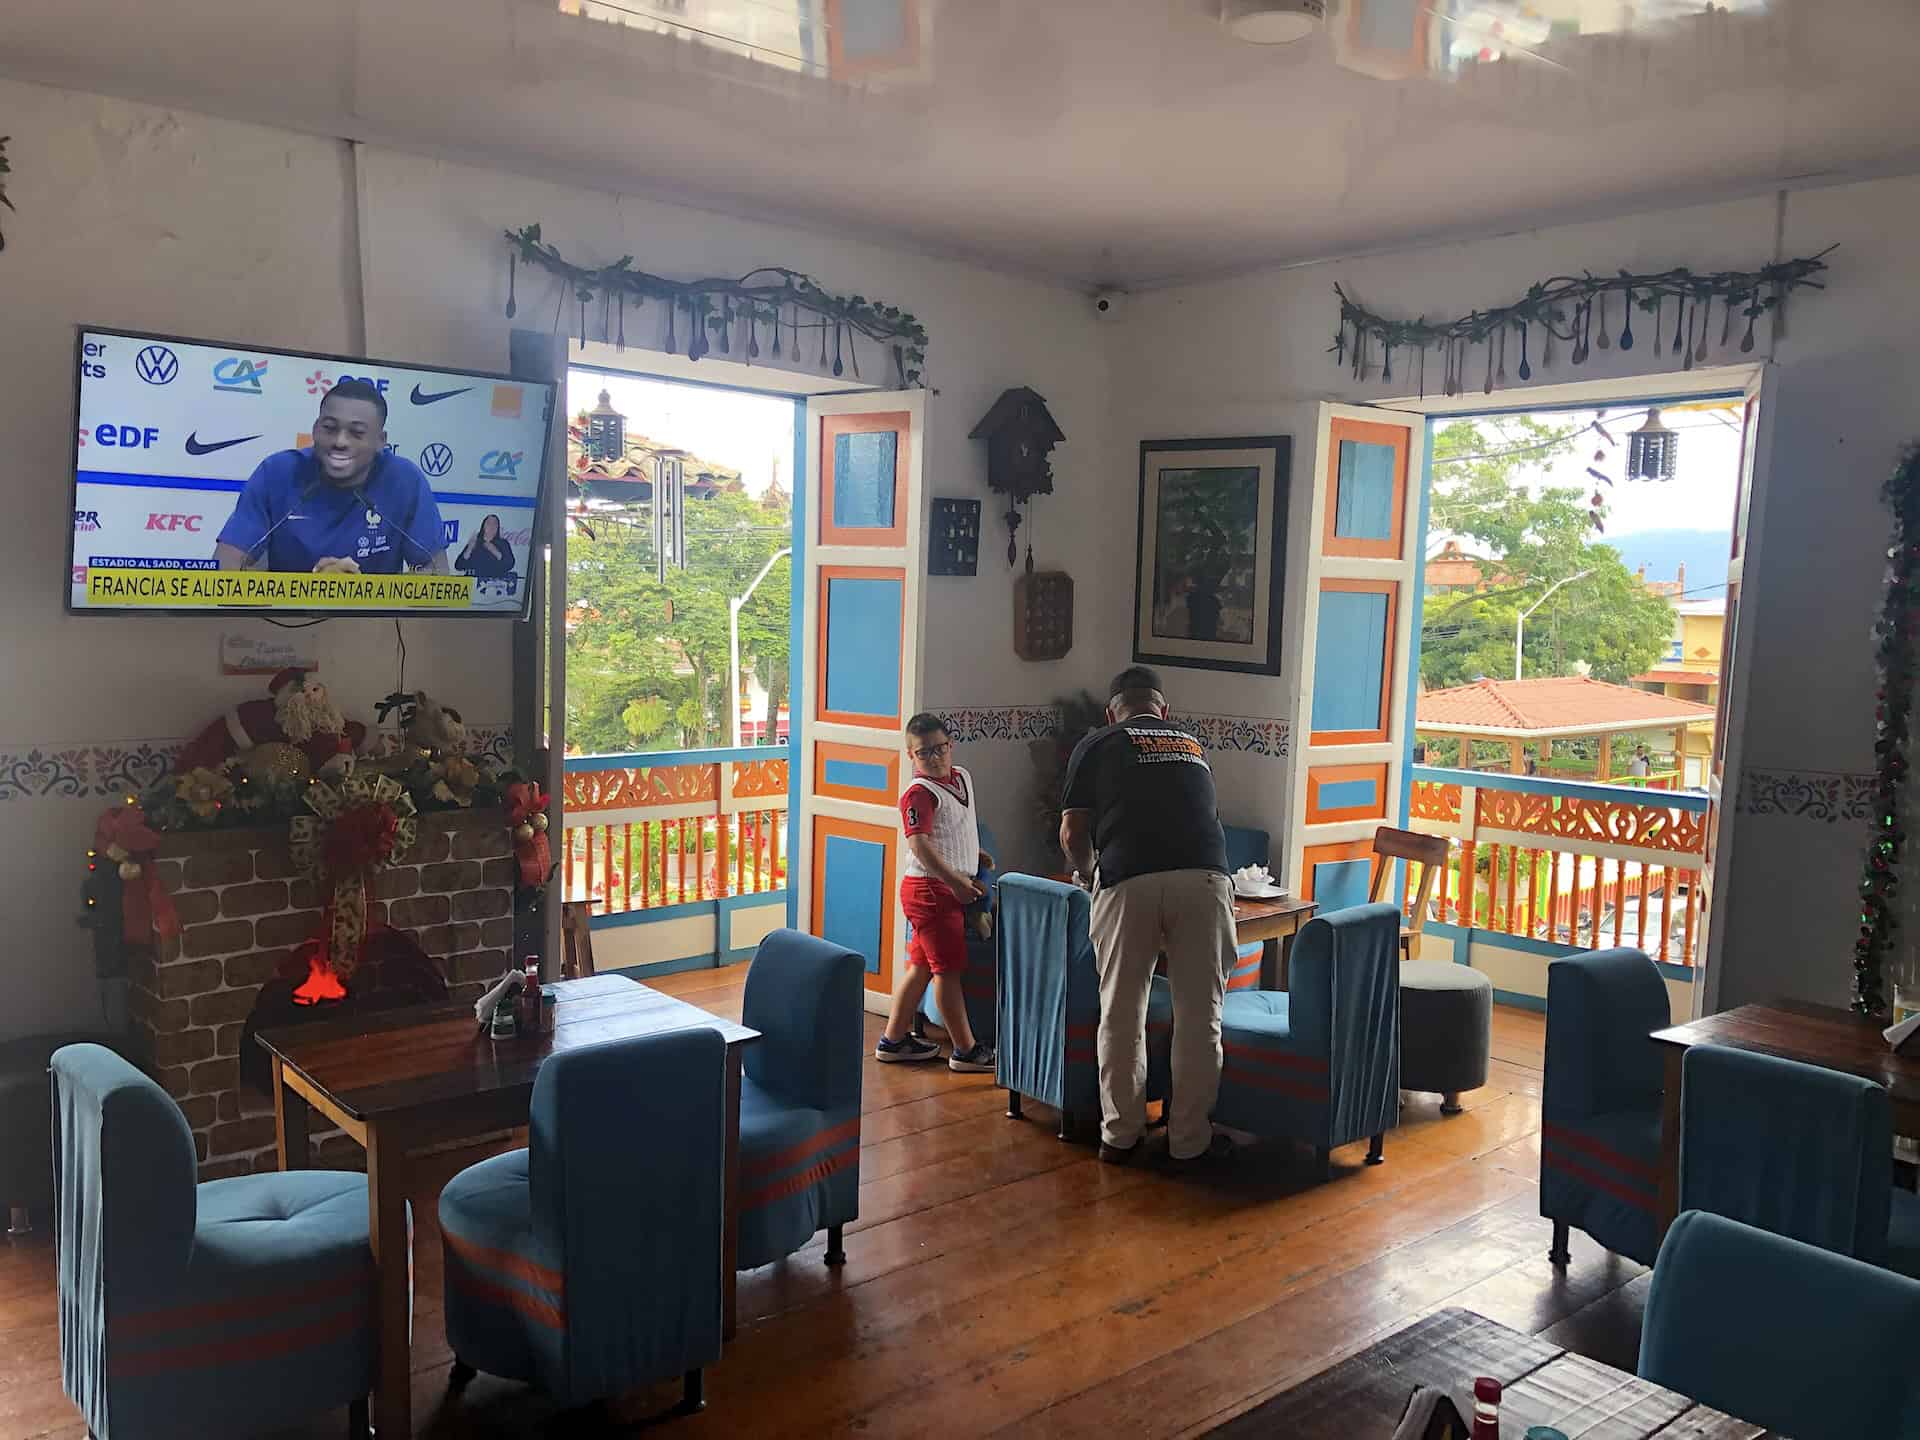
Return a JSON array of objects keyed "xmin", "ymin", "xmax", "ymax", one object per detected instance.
[
  {"xmin": 506, "ymin": 782, "xmax": 552, "ymax": 889},
  {"xmin": 92, "ymin": 804, "xmax": 180, "ymax": 946}
]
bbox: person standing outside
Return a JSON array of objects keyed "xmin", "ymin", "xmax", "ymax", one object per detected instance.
[
  {"xmin": 1060, "ymin": 667, "xmax": 1236, "ymax": 1167},
  {"xmin": 874, "ymin": 713, "xmax": 997, "ymax": 1074}
]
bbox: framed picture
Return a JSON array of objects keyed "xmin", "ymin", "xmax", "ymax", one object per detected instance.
[{"xmin": 1133, "ymin": 436, "xmax": 1290, "ymax": 675}]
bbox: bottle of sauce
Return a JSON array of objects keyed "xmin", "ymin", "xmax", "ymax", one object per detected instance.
[
  {"xmin": 1471, "ymin": 1377, "xmax": 1501, "ymax": 1440},
  {"xmin": 520, "ymin": 956, "xmax": 542, "ymax": 1032}
]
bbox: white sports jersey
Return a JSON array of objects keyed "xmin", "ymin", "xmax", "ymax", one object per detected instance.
[{"xmin": 901, "ymin": 765, "xmax": 980, "ymax": 881}]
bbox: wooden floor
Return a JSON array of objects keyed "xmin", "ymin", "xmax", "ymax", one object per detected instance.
[{"xmin": 0, "ymin": 966, "xmax": 1649, "ymax": 1439}]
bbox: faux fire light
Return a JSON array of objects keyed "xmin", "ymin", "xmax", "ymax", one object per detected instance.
[{"xmin": 289, "ymin": 771, "xmax": 418, "ymax": 980}]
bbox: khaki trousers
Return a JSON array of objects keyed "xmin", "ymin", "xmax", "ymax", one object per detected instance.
[{"xmin": 1089, "ymin": 868, "xmax": 1235, "ymax": 1160}]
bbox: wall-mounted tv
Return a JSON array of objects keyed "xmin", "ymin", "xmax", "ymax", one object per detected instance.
[{"xmin": 69, "ymin": 327, "xmax": 556, "ymax": 618}]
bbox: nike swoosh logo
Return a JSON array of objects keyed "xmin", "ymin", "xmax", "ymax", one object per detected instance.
[
  {"xmin": 184, "ymin": 432, "xmax": 262, "ymax": 456},
  {"xmin": 410, "ymin": 384, "xmax": 473, "ymax": 406}
]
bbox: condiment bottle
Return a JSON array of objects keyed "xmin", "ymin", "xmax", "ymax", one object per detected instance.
[{"xmin": 1471, "ymin": 1377, "xmax": 1501, "ymax": 1440}]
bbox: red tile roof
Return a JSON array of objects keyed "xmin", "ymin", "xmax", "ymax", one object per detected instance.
[
  {"xmin": 1416, "ymin": 676, "xmax": 1715, "ymax": 737},
  {"xmin": 1633, "ymin": 667, "xmax": 1720, "ymax": 686}
]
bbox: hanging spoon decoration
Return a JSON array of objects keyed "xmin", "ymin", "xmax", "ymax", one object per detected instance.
[
  {"xmin": 1572, "ymin": 299, "xmax": 1590, "ymax": 365},
  {"xmin": 1484, "ymin": 333, "xmax": 1495, "ymax": 395},
  {"xmin": 1496, "ymin": 325, "xmax": 1508, "ymax": 386},
  {"xmin": 1740, "ymin": 296, "xmax": 1758, "ymax": 353},
  {"xmin": 665, "ymin": 297, "xmax": 677, "ymax": 354},
  {"xmin": 1683, "ymin": 301, "xmax": 1696, "ymax": 371},
  {"xmin": 1672, "ymin": 296, "xmax": 1686, "ymax": 356},
  {"xmin": 1595, "ymin": 289, "xmax": 1610, "ymax": 351},
  {"xmin": 747, "ymin": 306, "xmax": 759, "ymax": 360},
  {"xmin": 833, "ymin": 321, "xmax": 845, "ymax": 378},
  {"xmin": 1517, "ymin": 319, "xmax": 1533, "ymax": 382},
  {"xmin": 1651, "ymin": 294, "xmax": 1664, "ymax": 354},
  {"xmin": 1695, "ymin": 294, "xmax": 1712, "ymax": 363},
  {"xmin": 1539, "ymin": 308, "xmax": 1555, "ymax": 371},
  {"xmin": 505, "ymin": 252, "xmax": 518, "ymax": 319},
  {"xmin": 1620, "ymin": 287, "xmax": 1636, "ymax": 350}
]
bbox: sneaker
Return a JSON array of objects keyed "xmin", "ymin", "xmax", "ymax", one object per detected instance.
[
  {"xmin": 1098, "ymin": 1142, "xmax": 1138, "ymax": 1166},
  {"xmin": 948, "ymin": 1043, "xmax": 996, "ymax": 1074},
  {"xmin": 1164, "ymin": 1132, "xmax": 1236, "ymax": 1171},
  {"xmin": 875, "ymin": 1034, "xmax": 942, "ymax": 1064}
]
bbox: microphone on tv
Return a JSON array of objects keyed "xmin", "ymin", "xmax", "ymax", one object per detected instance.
[
  {"xmin": 239, "ymin": 478, "xmax": 323, "ymax": 565},
  {"xmin": 350, "ymin": 486, "xmax": 445, "ymax": 571}
]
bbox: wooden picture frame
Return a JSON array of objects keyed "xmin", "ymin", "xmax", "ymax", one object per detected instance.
[{"xmin": 1133, "ymin": 436, "xmax": 1290, "ymax": 675}]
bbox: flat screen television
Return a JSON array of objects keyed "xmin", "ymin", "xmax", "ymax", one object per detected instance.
[{"xmin": 69, "ymin": 327, "xmax": 556, "ymax": 617}]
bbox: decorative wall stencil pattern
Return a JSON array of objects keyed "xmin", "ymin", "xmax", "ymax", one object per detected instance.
[
  {"xmin": 938, "ymin": 705, "xmax": 1289, "ymax": 758},
  {"xmin": 0, "ymin": 726, "xmax": 516, "ymax": 800},
  {"xmin": 1737, "ymin": 768, "xmax": 1874, "ymax": 823}
]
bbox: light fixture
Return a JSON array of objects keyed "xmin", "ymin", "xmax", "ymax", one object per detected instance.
[
  {"xmin": 1626, "ymin": 408, "xmax": 1679, "ymax": 481},
  {"xmin": 586, "ymin": 389, "xmax": 626, "ymax": 463},
  {"xmin": 1220, "ymin": 0, "xmax": 1326, "ymax": 44}
]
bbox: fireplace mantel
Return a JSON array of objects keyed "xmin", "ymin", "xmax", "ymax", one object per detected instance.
[{"xmin": 128, "ymin": 806, "xmax": 517, "ymax": 1179}]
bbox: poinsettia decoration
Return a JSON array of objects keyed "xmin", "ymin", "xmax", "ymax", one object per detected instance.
[{"xmin": 290, "ymin": 772, "xmax": 418, "ymax": 978}]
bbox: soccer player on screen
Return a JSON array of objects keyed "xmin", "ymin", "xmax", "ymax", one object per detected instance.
[{"xmin": 213, "ymin": 380, "xmax": 449, "ymax": 575}]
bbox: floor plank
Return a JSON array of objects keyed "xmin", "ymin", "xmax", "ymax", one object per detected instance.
[{"xmin": 2, "ymin": 975, "xmax": 1643, "ymax": 1439}]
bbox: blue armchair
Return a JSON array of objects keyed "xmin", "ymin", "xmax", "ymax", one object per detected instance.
[
  {"xmin": 1193, "ymin": 903, "xmax": 1400, "ymax": 1176},
  {"xmin": 997, "ymin": 873, "xmax": 1103, "ymax": 1137},
  {"xmin": 736, "ymin": 928, "xmax": 865, "ymax": 1269},
  {"xmin": 1640, "ymin": 1211, "xmax": 1920, "ymax": 1437},
  {"xmin": 1679, "ymin": 1042, "xmax": 1920, "ymax": 1266},
  {"xmin": 52, "ymin": 1043, "xmax": 388, "ymax": 1440},
  {"xmin": 441, "ymin": 1028, "xmax": 724, "ymax": 1417},
  {"xmin": 1541, "ymin": 947, "xmax": 1669, "ymax": 1267},
  {"xmin": 1221, "ymin": 824, "xmax": 1272, "ymax": 993}
]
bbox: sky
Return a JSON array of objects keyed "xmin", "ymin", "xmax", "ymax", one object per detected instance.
[{"xmin": 567, "ymin": 366, "xmax": 795, "ymax": 497}]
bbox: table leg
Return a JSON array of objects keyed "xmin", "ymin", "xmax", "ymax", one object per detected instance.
[
  {"xmin": 1656, "ymin": 1046, "xmax": 1683, "ymax": 1242},
  {"xmin": 1277, "ymin": 925, "xmax": 1301, "ymax": 991},
  {"xmin": 723, "ymin": 1046, "xmax": 742, "ymax": 1342},
  {"xmin": 272, "ymin": 1057, "xmax": 310, "ymax": 1171},
  {"xmin": 365, "ymin": 1121, "xmax": 414, "ymax": 1440}
]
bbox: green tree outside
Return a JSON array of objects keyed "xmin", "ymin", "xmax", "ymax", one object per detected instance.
[{"xmin": 1419, "ymin": 417, "xmax": 1674, "ymax": 691}]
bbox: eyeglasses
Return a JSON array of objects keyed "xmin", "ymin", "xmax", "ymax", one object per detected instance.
[{"xmin": 912, "ymin": 741, "xmax": 952, "ymax": 760}]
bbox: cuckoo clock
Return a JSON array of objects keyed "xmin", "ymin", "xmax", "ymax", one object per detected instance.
[{"xmin": 970, "ymin": 387, "xmax": 1064, "ymax": 566}]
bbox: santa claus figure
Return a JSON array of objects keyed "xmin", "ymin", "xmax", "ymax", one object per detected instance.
[{"xmin": 175, "ymin": 668, "xmax": 366, "ymax": 779}]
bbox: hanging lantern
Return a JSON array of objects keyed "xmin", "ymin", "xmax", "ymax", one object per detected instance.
[
  {"xmin": 586, "ymin": 389, "xmax": 626, "ymax": 463},
  {"xmin": 1626, "ymin": 408, "xmax": 1679, "ymax": 481}
]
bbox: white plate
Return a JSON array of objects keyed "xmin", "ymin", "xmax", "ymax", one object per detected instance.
[{"xmin": 1234, "ymin": 884, "xmax": 1290, "ymax": 900}]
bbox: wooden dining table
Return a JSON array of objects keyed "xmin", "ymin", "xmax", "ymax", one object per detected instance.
[
  {"xmin": 1214, "ymin": 1307, "xmax": 1772, "ymax": 1437},
  {"xmin": 1648, "ymin": 998, "xmax": 1920, "ymax": 1241},
  {"xmin": 1233, "ymin": 893, "xmax": 1318, "ymax": 989},
  {"xmin": 256, "ymin": 972, "xmax": 760, "ymax": 1440}
]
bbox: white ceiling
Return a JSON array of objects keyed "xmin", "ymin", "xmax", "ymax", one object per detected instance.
[{"xmin": 4, "ymin": 0, "xmax": 1918, "ymax": 288}]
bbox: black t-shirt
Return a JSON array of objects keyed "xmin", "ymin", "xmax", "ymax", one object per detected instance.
[{"xmin": 1060, "ymin": 718, "xmax": 1228, "ymax": 886}]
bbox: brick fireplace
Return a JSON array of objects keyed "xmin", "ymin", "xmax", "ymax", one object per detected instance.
[{"xmin": 126, "ymin": 809, "xmax": 516, "ymax": 1179}]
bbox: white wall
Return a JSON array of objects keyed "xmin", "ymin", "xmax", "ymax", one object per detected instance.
[
  {"xmin": 1107, "ymin": 178, "xmax": 1920, "ymax": 1011},
  {"xmin": 0, "ymin": 77, "xmax": 1106, "ymax": 1035}
]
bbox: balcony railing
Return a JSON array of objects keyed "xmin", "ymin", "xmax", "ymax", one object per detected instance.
[
  {"xmin": 561, "ymin": 745, "xmax": 789, "ymax": 915},
  {"xmin": 1407, "ymin": 765, "xmax": 1709, "ymax": 968}
]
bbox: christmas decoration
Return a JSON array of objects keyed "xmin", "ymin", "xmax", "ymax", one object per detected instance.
[
  {"xmin": 506, "ymin": 780, "xmax": 552, "ymax": 890},
  {"xmin": 173, "ymin": 767, "xmax": 233, "ymax": 822},
  {"xmin": 504, "ymin": 224, "xmax": 929, "ymax": 387},
  {"xmin": 1332, "ymin": 250, "xmax": 1833, "ymax": 397},
  {"xmin": 290, "ymin": 772, "xmax": 418, "ymax": 979},
  {"xmin": 175, "ymin": 668, "xmax": 364, "ymax": 779},
  {"xmin": 1855, "ymin": 448, "xmax": 1920, "ymax": 1017},
  {"xmin": 77, "ymin": 802, "xmax": 179, "ymax": 978}
]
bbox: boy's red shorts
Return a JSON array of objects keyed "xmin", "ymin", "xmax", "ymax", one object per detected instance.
[{"xmin": 901, "ymin": 877, "xmax": 967, "ymax": 976}]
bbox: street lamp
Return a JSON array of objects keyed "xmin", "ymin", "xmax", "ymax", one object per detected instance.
[
  {"xmin": 1514, "ymin": 569, "xmax": 1593, "ymax": 681},
  {"xmin": 729, "ymin": 547, "xmax": 792, "ymax": 747}
]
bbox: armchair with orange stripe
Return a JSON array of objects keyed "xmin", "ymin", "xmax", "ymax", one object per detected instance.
[
  {"xmin": 1197, "ymin": 903, "xmax": 1401, "ymax": 1177},
  {"xmin": 736, "ymin": 929, "xmax": 865, "ymax": 1271},
  {"xmin": 439, "ymin": 1027, "xmax": 725, "ymax": 1418},
  {"xmin": 51, "ymin": 1043, "xmax": 391, "ymax": 1440},
  {"xmin": 1540, "ymin": 948, "xmax": 1671, "ymax": 1268}
]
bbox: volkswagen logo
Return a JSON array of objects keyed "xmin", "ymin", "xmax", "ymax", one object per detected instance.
[
  {"xmin": 135, "ymin": 345, "xmax": 180, "ymax": 386},
  {"xmin": 420, "ymin": 443, "xmax": 455, "ymax": 478}
]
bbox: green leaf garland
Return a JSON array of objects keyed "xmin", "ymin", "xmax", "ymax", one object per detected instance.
[
  {"xmin": 504, "ymin": 224, "xmax": 929, "ymax": 387},
  {"xmin": 0, "ymin": 135, "xmax": 14, "ymax": 252},
  {"xmin": 1855, "ymin": 447, "xmax": 1920, "ymax": 1016}
]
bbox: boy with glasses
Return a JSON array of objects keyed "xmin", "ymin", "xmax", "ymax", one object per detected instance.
[{"xmin": 875, "ymin": 713, "xmax": 996, "ymax": 1072}]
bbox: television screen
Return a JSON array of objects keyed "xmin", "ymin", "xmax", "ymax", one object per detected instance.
[{"xmin": 69, "ymin": 327, "xmax": 556, "ymax": 617}]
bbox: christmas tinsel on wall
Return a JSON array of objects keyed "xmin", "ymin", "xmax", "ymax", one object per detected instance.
[
  {"xmin": 1332, "ymin": 249, "xmax": 1834, "ymax": 397},
  {"xmin": 503, "ymin": 224, "xmax": 930, "ymax": 387},
  {"xmin": 1855, "ymin": 448, "xmax": 1920, "ymax": 1016}
]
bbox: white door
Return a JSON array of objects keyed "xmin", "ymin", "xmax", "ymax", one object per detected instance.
[
  {"xmin": 1284, "ymin": 405, "xmax": 1430, "ymax": 913},
  {"xmin": 793, "ymin": 392, "xmax": 928, "ymax": 1010},
  {"xmin": 1694, "ymin": 364, "xmax": 1776, "ymax": 1015}
]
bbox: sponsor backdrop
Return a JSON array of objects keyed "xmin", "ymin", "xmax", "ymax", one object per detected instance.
[{"xmin": 71, "ymin": 329, "xmax": 552, "ymax": 613}]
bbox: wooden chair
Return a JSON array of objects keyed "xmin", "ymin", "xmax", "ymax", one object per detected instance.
[
  {"xmin": 1367, "ymin": 826, "xmax": 1450, "ymax": 962},
  {"xmin": 561, "ymin": 899, "xmax": 597, "ymax": 980}
]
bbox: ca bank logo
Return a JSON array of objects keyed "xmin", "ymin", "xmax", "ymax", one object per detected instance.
[
  {"xmin": 135, "ymin": 345, "xmax": 180, "ymax": 386},
  {"xmin": 420, "ymin": 443, "xmax": 455, "ymax": 478},
  {"xmin": 479, "ymin": 449, "xmax": 523, "ymax": 480},
  {"xmin": 212, "ymin": 357, "xmax": 269, "ymax": 395}
]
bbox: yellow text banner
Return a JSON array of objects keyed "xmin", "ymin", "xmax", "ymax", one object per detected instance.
[{"xmin": 86, "ymin": 568, "xmax": 475, "ymax": 610}]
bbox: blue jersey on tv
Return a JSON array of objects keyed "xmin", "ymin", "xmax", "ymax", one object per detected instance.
[{"xmin": 216, "ymin": 449, "xmax": 446, "ymax": 574}]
